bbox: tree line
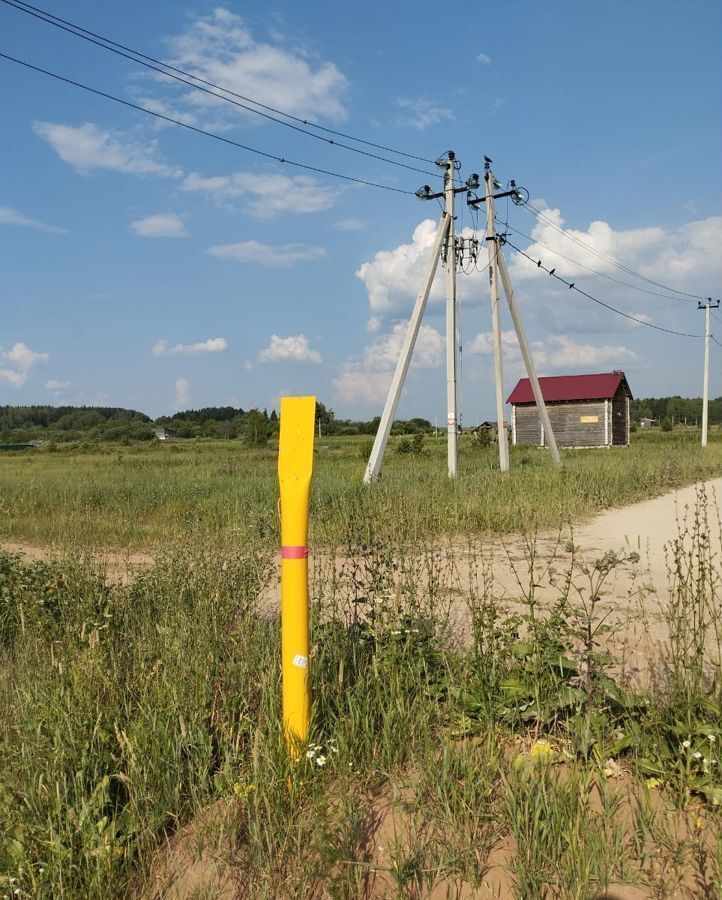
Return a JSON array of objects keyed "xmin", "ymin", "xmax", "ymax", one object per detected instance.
[{"xmin": 1, "ymin": 396, "xmax": 719, "ymax": 445}]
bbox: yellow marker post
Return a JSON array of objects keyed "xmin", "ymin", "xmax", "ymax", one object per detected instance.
[{"xmin": 278, "ymin": 396, "xmax": 316, "ymax": 755}]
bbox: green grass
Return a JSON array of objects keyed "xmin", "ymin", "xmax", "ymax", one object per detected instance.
[
  {"xmin": 1, "ymin": 483, "xmax": 721, "ymax": 897},
  {"xmin": 0, "ymin": 433, "xmax": 721, "ymax": 898},
  {"xmin": 0, "ymin": 430, "xmax": 719, "ymax": 550}
]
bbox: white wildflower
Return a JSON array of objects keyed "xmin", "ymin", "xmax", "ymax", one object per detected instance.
[
  {"xmin": 708, "ymin": 734, "xmax": 717, "ymax": 743},
  {"xmin": 693, "ymin": 751, "xmax": 703, "ymax": 760},
  {"xmin": 315, "ymin": 755, "xmax": 327, "ymax": 767},
  {"xmin": 682, "ymin": 740, "xmax": 691, "ymax": 749}
]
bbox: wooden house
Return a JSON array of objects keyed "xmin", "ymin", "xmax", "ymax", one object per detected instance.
[{"xmin": 507, "ymin": 371, "xmax": 632, "ymax": 449}]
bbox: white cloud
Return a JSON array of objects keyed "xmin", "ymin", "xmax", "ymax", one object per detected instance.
[
  {"xmin": 207, "ymin": 240, "xmax": 326, "ymax": 267},
  {"xmin": 333, "ymin": 369, "xmax": 393, "ymax": 405},
  {"xmin": 130, "ymin": 213, "xmax": 188, "ymax": 238},
  {"xmin": 259, "ymin": 334, "xmax": 322, "ymax": 364},
  {"xmin": 469, "ymin": 330, "xmax": 640, "ymax": 370},
  {"xmin": 174, "ymin": 377, "xmax": 190, "ymax": 407},
  {"xmin": 356, "ymin": 219, "xmax": 444, "ymax": 317},
  {"xmin": 356, "ymin": 212, "xmax": 722, "ymax": 338},
  {"xmin": 44, "ymin": 379, "xmax": 71, "ymax": 390},
  {"xmin": 333, "ymin": 323, "xmax": 442, "ymax": 405},
  {"xmin": 152, "ymin": 337, "xmax": 228, "ymax": 357},
  {"xmin": 0, "ymin": 205, "xmax": 65, "ymax": 234},
  {"xmin": 0, "ymin": 342, "xmax": 48, "ymax": 388},
  {"xmin": 182, "ymin": 171, "xmax": 338, "ymax": 217},
  {"xmin": 33, "ymin": 122, "xmax": 181, "ymax": 177},
  {"xmin": 395, "ymin": 97, "xmax": 454, "ymax": 130},
  {"xmin": 477, "ymin": 52, "xmax": 492, "ymax": 64},
  {"xmin": 160, "ymin": 8, "xmax": 348, "ymax": 122},
  {"xmin": 508, "ymin": 206, "xmax": 722, "ymax": 290}
]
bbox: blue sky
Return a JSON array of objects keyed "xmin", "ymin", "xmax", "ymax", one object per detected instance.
[{"xmin": 1, "ymin": 0, "xmax": 720, "ymax": 421}]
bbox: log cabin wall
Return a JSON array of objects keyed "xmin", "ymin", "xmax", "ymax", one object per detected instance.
[{"xmin": 513, "ymin": 399, "xmax": 610, "ymax": 448}]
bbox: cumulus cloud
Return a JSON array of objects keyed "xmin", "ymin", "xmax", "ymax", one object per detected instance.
[
  {"xmin": 0, "ymin": 205, "xmax": 65, "ymax": 234},
  {"xmin": 477, "ymin": 52, "xmax": 492, "ymax": 64},
  {"xmin": 174, "ymin": 377, "xmax": 190, "ymax": 407},
  {"xmin": 0, "ymin": 342, "xmax": 49, "ymax": 388},
  {"xmin": 130, "ymin": 213, "xmax": 188, "ymax": 238},
  {"xmin": 33, "ymin": 122, "xmax": 182, "ymax": 177},
  {"xmin": 356, "ymin": 212, "xmax": 722, "ymax": 338},
  {"xmin": 468, "ymin": 330, "xmax": 640, "ymax": 371},
  {"xmin": 207, "ymin": 240, "xmax": 326, "ymax": 267},
  {"xmin": 259, "ymin": 334, "xmax": 322, "ymax": 364},
  {"xmin": 152, "ymin": 337, "xmax": 228, "ymax": 357},
  {"xmin": 182, "ymin": 171, "xmax": 338, "ymax": 217},
  {"xmin": 333, "ymin": 323, "xmax": 442, "ymax": 405},
  {"xmin": 157, "ymin": 8, "xmax": 348, "ymax": 123},
  {"xmin": 44, "ymin": 378, "xmax": 71, "ymax": 390},
  {"xmin": 356, "ymin": 219, "xmax": 445, "ymax": 317},
  {"xmin": 508, "ymin": 206, "xmax": 722, "ymax": 291}
]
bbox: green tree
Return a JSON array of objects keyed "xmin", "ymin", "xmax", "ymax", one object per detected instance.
[{"xmin": 244, "ymin": 409, "xmax": 271, "ymax": 446}]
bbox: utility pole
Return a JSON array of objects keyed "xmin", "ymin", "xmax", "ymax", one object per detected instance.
[
  {"xmin": 363, "ymin": 211, "xmax": 450, "ymax": 483},
  {"xmin": 445, "ymin": 152, "xmax": 459, "ymax": 478},
  {"xmin": 699, "ymin": 298, "xmax": 720, "ymax": 447},
  {"xmin": 496, "ymin": 245, "xmax": 561, "ymax": 465},
  {"xmin": 484, "ymin": 165, "xmax": 510, "ymax": 472},
  {"xmin": 364, "ymin": 151, "xmax": 469, "ymax": 484},
  {"xmin": 468, "ymin": 165, "xmax": 561, "ymax": 467}
]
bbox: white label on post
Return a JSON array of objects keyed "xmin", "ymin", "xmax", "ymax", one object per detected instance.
[{"xmin": 292, "ymin": 654, "xmax": 308, "ymax": 669}]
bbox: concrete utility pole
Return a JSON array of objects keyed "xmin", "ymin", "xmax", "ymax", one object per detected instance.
[
  {"xmin": 364, "ymin": 151, "xmax": 464, "ymax": 484},
  {"xmin": 495, "ymin": 247, "xmax": 561, "ymax": 466},
  {"xmin": 484, "ymin": 168, "xmax": 510, "ymax": 472},
  {"xmin": 363, "ymin": 212, "xmax": 450, "ymax": 483},
  {"xmin": 445, "ymin": 153, "xmax": 459, "ymax": 478},
  {"xmin": 699, "ymin": 299, "xmax": 720, "ymax": 447}
]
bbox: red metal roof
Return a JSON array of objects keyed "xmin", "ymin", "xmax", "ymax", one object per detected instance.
[{"xmin": 507, "ymin": 372, "xmax": 632, "ymax": 404}]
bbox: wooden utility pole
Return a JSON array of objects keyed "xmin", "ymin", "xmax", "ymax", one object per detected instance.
[
  {"xmin": 699, "ymin": 299, "xmax": 720, "ymax": 447},
  {"xmin": 484, "ymin": 167, "xmax": 510, "ymax": 472}
]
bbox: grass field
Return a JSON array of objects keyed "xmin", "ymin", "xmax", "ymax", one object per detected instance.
[
  {"xmin": 1, "ymin": 430, "xmax": 721, "ymax": 898},
  {"xmin": 0, "ymin": 429, "xmax": 719, "ymax": 550}
]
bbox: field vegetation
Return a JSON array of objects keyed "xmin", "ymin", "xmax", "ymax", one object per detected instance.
[
  {"xmin": 0, "ymin": 430, "xmax": 721, "ymax": 898},
  {"xmin": 0, "ymin": 429, "xmax": 719, "ymax": 551}
]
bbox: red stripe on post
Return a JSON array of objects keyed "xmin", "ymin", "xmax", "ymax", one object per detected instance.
[{"xmin": 281, "ymin": 545, "xmax": 309, "ymax": 559}]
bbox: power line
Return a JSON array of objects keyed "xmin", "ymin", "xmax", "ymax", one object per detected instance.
[
  {"xmin": 0, "ymin": 51, "xmax": 417, "ymax": 196},
  {"xmin": 501, "ymin": 221, "xmax": 697, "ymax": 304},
  {"xmin": 0, "ymin": 0, "xmax": 439, "ymax": 177},
  {"xmin": 503, "ymin": 236, "xmax": 703, "ymax": 338},
  {"xmin": 522, "ymin": 200, "xmax": 717, "ymax": 303}
]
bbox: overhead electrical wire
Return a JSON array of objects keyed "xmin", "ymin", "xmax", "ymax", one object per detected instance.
[
  {"xmin": 0, "ymin": 0, "xmax": 440, "ymax": 178},
  {"xmin": 500, "ymin": 222, "xmax": 698, "ymax": 304},
  {"xmin": 0, "ymin": 51, "xmax": 418, "ymax": 195},
  {"xmin": 502, "ymin": 236, "xmax": 704, "ymax": 338},
  {"xmin": 521, "ymin": 200, "xmax": 718, "ymax": 303}
]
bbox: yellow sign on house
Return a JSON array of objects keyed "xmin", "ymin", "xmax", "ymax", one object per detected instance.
[{"xmin": 580, "ymin": 415, "xmax": 599, "ymax": 423}]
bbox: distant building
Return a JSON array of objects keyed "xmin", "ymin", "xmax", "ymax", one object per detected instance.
[
  {"xmin": 153, "ymin": 427, "xmax": 178, "ymax": 442},
  {"xmin": 639, "ymin": 417, "xmax": 656, "ymax": 429},
  {"xmin": 507, "ymin": 371, "xmax": 633, "ymax": 449}
]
